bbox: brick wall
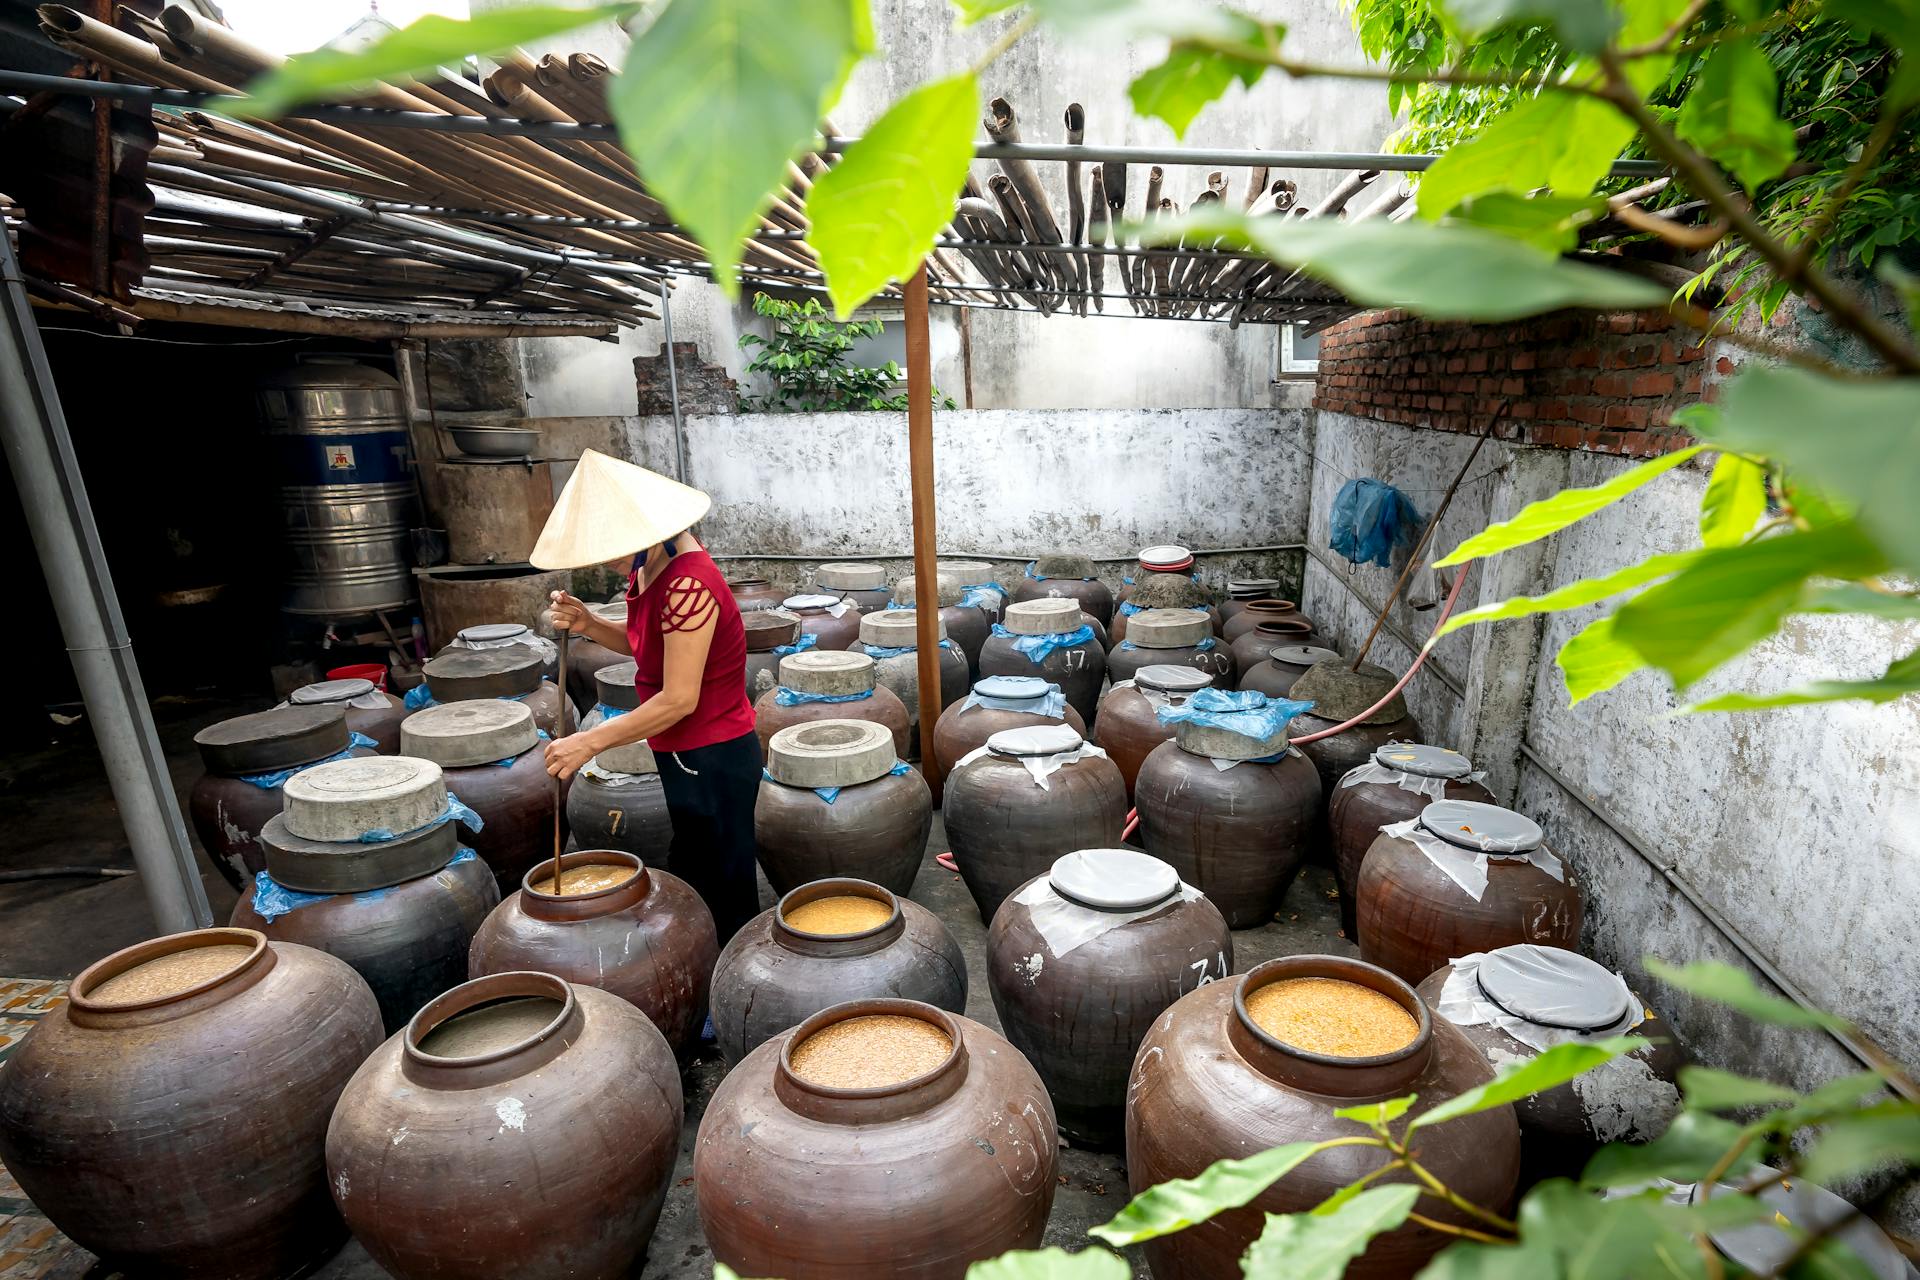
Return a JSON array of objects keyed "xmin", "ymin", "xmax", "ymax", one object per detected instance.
[
  {"xmin": 1313, "ymin": 308, "xmax": 1727, "ymax": 457},
  {"xmin": 634, "ymin": 340, "xmax": 739, "ymax": 416}
]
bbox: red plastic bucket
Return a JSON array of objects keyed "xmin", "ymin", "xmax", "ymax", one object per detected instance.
[{"xmin": 327, "ymin": 662, "xmax": 389, "ymax": 691}]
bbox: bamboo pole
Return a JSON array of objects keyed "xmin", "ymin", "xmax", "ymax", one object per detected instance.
[
  {"xmin": 1063, "ymin": 102, "xmax": 1086, "ymax": 317},
  {"xmin": 983, "ymin": 97, "xmax": 1070, "ymax": 291},
  {"xmin": 903, "ymin": 264, "xmax": 943, "ymax": 805},
  {"xmin": 1085, "ymin": 164, "xmax": 1108, "ymax": 314}
]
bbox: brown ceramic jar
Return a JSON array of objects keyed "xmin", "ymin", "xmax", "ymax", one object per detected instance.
[
  {"xmin": 1221, "ymin": 598, "xmax": 1312, "ymax": 643},
  {"xmin": 1135, "ymin": 712, "xmax": 1322, "ymax": 928},
  {"xmin": 756, "ymin": 720, "xmax": 933, "ymax": 896},
  {"xmin": 743, "ymin": 608, "xmax": 804, "ymax": 701},
  {"xmin": 1356, "ymin": 799, "xmax": 1584, "ymax": 984},
  {"xmin": 728, "ymin": 574, "xmax": 789, "ymax": 613},
  {"xmin": 1092, "ymin": 665, "xmax": 1215, "ymax": 799},
  {"xmin": 710, "ymin": 878, "xmax": 967, "ymax": 1069},
  {"xmin": 1229, "ymin": 618, "xmax": 1322, "ymax": 674},
  {"xmin": 812, "ymin": 561, "xmax": 894, "ymax": 614},
  {"xmin": 1217, "ymin": 578, "xmax": 1282, "ymax": 629},
  {"xmin": 944, "ymin": 724, "xmax": 1128, "ymax": 925},
  {"xmin": 422, "ymin": 645, "xmax": 572, "ymax": 737},
  {"xmin": 754, "ymin": 649, "xmax": 912, "ymax": 762},
  {"xmin": 780, "ymin": 592, "xmax": 865, "ymax": 649},
  {"xmin": 1415, "ymin": 946, "xmax": 1686, "ymax": 1184},
  {"xmin": 0, "ymin": 929, "xmax": 384, "ymax": 1280},
  {"xmin": 565, "ymin": 759, "xmax": 674, "ymax": 865},
  {"xmin": 893, "ymin": 576, "xmax": 992, "ymax": 681},
  {"xmin": 402, "ymin": 701, "xmax": 565, "ymax": 894},
  {"xmin": 327, "ymin": 973, "xmax": 682, "ymax": 1280},
  {"xmin": 929, "ymin": 675, "xmax": 1087, "ymax": 783},
  {"xmin": 1237, "ymin": 642, "xmax": 1342, "ymax": 697},
  {"xmin": 859, "ymin": 609, "xmax": 971, "ymax": 758},
  {"xmin": 1111, "ymin": 572, "xmax": 1221, "ymax": 645},
  {"xmin": 1108, "ymin": 608, "xmax": 1237, "ymax": 686},
  {"xmin": 696, "ymin": 1000, "xmax": 1058, "ymax": 1278},
  {"xmin": 989, "ymin": 850, "xmax": 1231, "ymax": 1148},
  {"xmin": 564, "ymin": 601, "xmax": 630, "ymax": 707},
  {"xmin": 1011, "ymin": 551, "xmax": 1115, "ymax": 626},
  {"xmin": 468, "ymin": 850, "xmax": 718, "ymax": 1059},
  {"xmin": 1326, "ymin": 743, "xmax": 1495, "ymax": 938},
  {"xmin": 287, "ymin": 678, "xmax": 409, "ymax": 753},
  {"xmin": 938, "ymin": 559, "xmax": 1008, "ymax": 626},
  {"xmin": 979, "ymin": 598, "xmax": 1108, "ymax": 728},
  {"xmin": 1126, "ymin": 955, "xmax": 1521, "ymax": 1280},
  {"xmin": 1287, "ymin": 658, "xmax": 1425, "ymax": 809}
]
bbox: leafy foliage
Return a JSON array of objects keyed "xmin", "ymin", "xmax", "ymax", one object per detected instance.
[
  {"xmin": 1241, "ymin": 1185, "xmax": 1421, "ymax": 1280},
  {"xmin": 1408, "ymin": 1038, "xmax": 1649, "ymax": 1131},
  {"xmin": 737, "ymin": 294, "xmax": 954, "ymax": 412}
]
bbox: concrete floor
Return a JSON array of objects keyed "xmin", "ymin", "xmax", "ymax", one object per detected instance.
[{"xmin": 0, "ymin": 696, "xmax": 1357, "ymax": 1278}]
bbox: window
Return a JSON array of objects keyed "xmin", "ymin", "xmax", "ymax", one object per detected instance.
[{"xmin": 1279, "ymin": 324, "xmax": 1321, "ymax": 377}]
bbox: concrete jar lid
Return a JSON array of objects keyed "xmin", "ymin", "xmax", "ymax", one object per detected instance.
[
  {"xmin": 1289, "ymin": 658, "xmax": 1410, "ymax": 725},
  {"xmin": 402, "ymin": 700, "xmax": 540, "ymax": 769},
  {"xmin": 781, "ymin": 649, "xmax": 878, "ymax": 695},
  {"xmin": 194, "ymin": 706, "xmax": 349, "ymax": 775},
  {"xmin": 1227, "ymin": 577, "xmax": 1281, "ymax": 597},
  {"xmin": 938, "ymin": 560, "xmax": 996, "ymax": 580},
  {"xmin": 767, "ymin": 719, "xmax": 897, "ymax": 789},
  {"xmin": 783, "ymin": 593, "xmax": 843, "ymax": 611},
  {"xmin": 891, "ymin": 576, "xmax": 965, "ymax": 607},
  {"xmin": 424, "ymin": 646, "xmax": 543, "ymax": 701},
  {"xmin": 1135, "ymin": 665, "xmax": 1214, "ymax": 694},
  {"xmin": 596, "ymin": 660, "xmax": 640, "ymax": 710},
  {"xmin": 598, "ymin": 739, "xmax": 659, "ymax": 775},
  {"xmin": 1049, "ymin": 848, "xmax": 1179, "ymax": 912},
  {"xmin": 1003, "ymin": 598, "xmax": 1085, "ymax": 636},
  {"xmin": 860, "ymin": 609, "xmax": 945, "ymax": 648},
  {"xmin": 589, "ymin": 600, "xmax": 629, "ymax": 623},
  {"xmin": 1174, "ymin": 716, "xmax": 1290, "ymax": 762},
  {"xmin": 1126, "ymin": 608, "xmax": 1211, "ymax": 648},
  {"xmin": 1373, "ymin": 743, "xmax": 1474, "ymax": 779},
  {"xmin": 459, "ymin": 622, "xmax": 533, "ymax": 644},
  {"xmin": 1033, "ymin": 553, "xmax": 1096, "ymax": 579},
  {"xmin": 814, "ymin": 562, "xmax": 887, "ymax": 591},
  {"xmin": 283, "ymin": 755, "xmax": 446, "ymax": 843},
  {"xmin": 744, "ymin": 610, "xmax": 803, "ymax": 652},
  {"xmin": 290, "ymin": 678, "xmax": 379, "ymax": 705},
  {"xmin": 260, "ymin": 810, "xmax": 459, "ymax": 895}
]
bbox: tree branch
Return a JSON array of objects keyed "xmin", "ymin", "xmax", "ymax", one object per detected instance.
[
  {"xmin": 1617, "ymin": 0, "xmax": 1709, "ymax": 60},
  {"xmin": 1403, "ymin": 1158, "xmax": 1520, "ymax": 1234},
  {"xmin": 1786, "ymin": 100, "xmax": 1912, "ymax": 274},
  {"xmin": 1178, "ymin": 36, "xmax": 1582, "ymax": 96},
  {"xmin": 1406, "ymin": 1211, "xmax": 1510, "ymax": 1244}
]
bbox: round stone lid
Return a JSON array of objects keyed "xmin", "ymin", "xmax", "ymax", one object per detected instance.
[
  {"xmin": 424, "ymin": 646, "xmax": 542, "ymax": 701},
  {"xmin": 260, "ymin": 810, "xmax": 458, "ymax": 895},
  {"xmin": 1373, "ymin": 742, "xmax": 1474, "ymax": 779},
  {"xmin": 1049, "ymin": 848, "xmax": 1179, "ymax": 912},
  {"xmin": 766, "ymin": 719, "xmax": 897, "ymax": 789},
  {"xmin": 1034, "ymin": 553, "xmax": 1095, "ymax": 579},
  {"xmin": 1127, "ymin": 608, "xmax": 1211, "ymax": 648},
  {"xmin": 459, "ymin": 622, "xmax": 531, "ymax": 644},
  {"xmin": 595, "ymin": 660, "xmax": 639, "ymax": 711},
  {"xmin": 744, "ymin": 610, "xmax": 802, "ymax": 653},
  {"xmin": 783, "ymin": 593, "xmax": 842, "ymax": 611},
  {"xmin": 1003, "ymin": 598, "xmax": 1084, "ymax": 636},
  {"xmin": 939, "ymin": 559, "xmax": 995, "ymax": 580},
  {"xmin": 289, "ymin": 678, "xmax": 377, "ymax": 706},
  {"xmin": 401, "ymin": 700, "xmax": 539, "ymax": 768},
  {"xmin": 1135, "ymin": 665, "xmax": 1214, "ymax": 694},
  {"xmin": 987, "ymin": 723, "xmax": 1084, "ymax": 757},
  {"xmin": 1175, "ymin": 716, "xmax": 1291, "ymax": 762},
  {"xmin": 598, "ymin": 740, "xmax": 658, "ymax": 775},
  {"xmin": 973, "ymin": 674, "xmax": 1049, "ymax": 701},
  {"xmin": 1138, "ymin": 544, "xmax": 1192, "ymax": 569},
  {"xmin": 1419, "ymin": 799, "xmax": 1543, "ymax": 853},
  {"xmin": 814, "ymin": 562, "xmax": 886, "ymax": 591},
  {"xmin": 1288, "ymin": 658, "xmax": 1409, "ymax": 725},
  {"xmin": 860, "ymin": 609, "xmax": 943, "ymax": 648},
  {"xmin": 891, "ymin": 577, "xmax": 964, "ymax": 607},
  {"xmin": 194, "ymin": 705, "xmax": 349, "ymax": 776},
  {"xmin": 1477, "ymin": 945, "xmax": 1629, "ymax": 1031},
  {"xmin": 1128, "ymin": 572, "xmax": 1208, "ymax": 609},
  {"xmin": 1269, "ymin": 644, "xmax": 1341, "ymax": 668},
  {"xmin": 282, "ymin": 756, "xmax": 445, "ymax": 844},
  {"xmin": 589, "ymin": 600, "xmax": 628, "ymax": 623},
  {"xmin": 1227, "ymin": 577, "xmax": 1281, "ymax": 597},
  {"xmin": 781, "ymin": 649, "xmax": 877, "ymax": 695}
]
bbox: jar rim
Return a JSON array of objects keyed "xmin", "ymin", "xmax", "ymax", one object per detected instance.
[
  {"xmin": 777, "ymin": 999, "xmax": 965, "ymax": 1100},
  {"xmin": 774, "ymin": 878, "xmax": 903, "ymax": 944},
  {"xmin": 519, "ymin": 849, "xmax": 647, "ymax": 902},
  {"xmin": 405, "ymin": 971, "xmax": 576, "ymax": 1068},
  {"xmin": 1232, "ymin": 954, "xmax": 1433, "ymax": 1070},
  {"xmin": 70, "ymin": 927, "xmax": 269, "ymax": 1013}
]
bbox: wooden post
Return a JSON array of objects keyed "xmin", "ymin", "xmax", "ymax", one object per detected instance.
[{"xmin": 904, "ymin": 264, "xmax": 944, "ymax": 804}]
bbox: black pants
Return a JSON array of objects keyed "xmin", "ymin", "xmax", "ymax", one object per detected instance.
[{"xmin": 655, "ymin": 730, "xmax": 764, "ymax": 943}]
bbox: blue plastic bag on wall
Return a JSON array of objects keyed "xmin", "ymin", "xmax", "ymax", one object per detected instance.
[{"xmin": 1330, "ymin": 478, "xmax": 1423, "ymax": 569}]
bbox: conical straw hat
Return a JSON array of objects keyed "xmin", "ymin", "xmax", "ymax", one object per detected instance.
[{"xmin": 530, "ymin": 449, "xmax": 712, "ymax": 570}]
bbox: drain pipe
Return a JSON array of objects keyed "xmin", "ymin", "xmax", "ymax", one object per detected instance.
[
  {"xmin": 660, "ymin": 286, "xmax": 688, "ymax": 484},
  {"xmin": 0, "ymin": 234, "xmax": 213, "ymax": 934}
]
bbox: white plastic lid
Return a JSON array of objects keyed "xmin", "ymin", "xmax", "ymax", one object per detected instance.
[
  {"xmin": 1476, "ymin": 945, "xmax": 1629, "ymax": 1030},
  {"xmin": 290, "ymin": 678, "xmax": 376, "ymax": 704},
  {"xmin": 1138, "ymin": 544, "xmax": 1192, "ymax": 567},
  {"xmin": 1270, "ymin": 645, "xmax": 1340, "ymax": 666},
  {"xmin": 459, "ymin": 623, "xmax": 531, "ymax": 643},
  {"xmin": 1419, "ymin": 800, "xmax": 1543, "ymax": 853},
  {"xmin": 974, "ymin": 675, "xmax": 1050, "ymax": 701},
  {"xmin": 1373, "ymin": 743, "xmax": 1474, "ymax": 779},
  {"xmin": 987, "ymin": 723, "xmax": 1084, "ymax": 757},
  {"xmin": 1049, "ymin": 849, "xmax": 1179, "ymax": 911},
  {"xmin": 1135, "ymin": 665, "xmax": 1214, "ymax": 693},
  {"xmin": 783, "ymin": 593, "xmax": 841, "ymax": 610}
]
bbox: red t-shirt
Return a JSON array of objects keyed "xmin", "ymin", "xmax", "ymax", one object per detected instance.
[{"xmin": 625, "ymin": 548, "xmax": 755, "ymax": 752}]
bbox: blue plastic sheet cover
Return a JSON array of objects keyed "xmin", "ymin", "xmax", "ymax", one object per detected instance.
[
  {"xmin": 1330, "ymin": 478, "xmax": 1423, "ymax": 569},
  {"xmin": 1153, "ymin": 687, "xmax": 1314, "ymax": 739},
  {"xmin": 773, "ymin": 632, "xmax": 820, "ymax": 657},
  {"xmin": 250, "ymin": 848, "xmax": 480, "ymax": 922},
  {"xmin": 762, "ymin": 759, "xmax": 911, "ymax": 804},
  {"xmin": 357, "ymin": 794, "xmax": 485, "ymax": 843},
  {"xmin": 988, "ymin": 622, "xmax": 1095, "ymax": 663},
  {"xmin": 773, "ymin": 687, "xmax": 876, "ymax": 707}
]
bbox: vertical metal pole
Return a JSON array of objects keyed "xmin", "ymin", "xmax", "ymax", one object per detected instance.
[
  {"xmin": 660, "ymin": 286, "xmax": 688, "ymax": 483},
  {"xmin": 904, "ymin": 265, "xmax": 944, "ymax": 803},
  {"xmin": 0, "ymin": 234, "xmax": 212, "ymax": 933}
]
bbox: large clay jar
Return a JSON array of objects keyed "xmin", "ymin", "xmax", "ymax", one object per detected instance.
[
  {"xmin": 566, "ymin": 747, "xmax": 673, "ymax": 866},
  {"xmin": 696, "ymin": 999, "xmax": 1057, "ymax": 1279},
  {"xmin": 813, "ymin": 560, "xmax": 894, "ymax": 614},
  {"xmin": 1112, "ymin": 571, "xmax": 1220, "ymax": 644},
  {"xmin": 402, "ymin": 699, "xmax": 563, "ymax": 893},
  {"xmin": 1238, "ymin": 642, "xmax": 1342, "ymax": 697},
  {"xmin": 1357, "ymin": 799, "xmax": 1584, "ymax": 984},
  {"xmin": 1287, "ymin": 658, "xmax": 1425, "ymax": 807},
  {"xmin": 422, "ymin": 644, "xmax": 571, "ymax": 738},
  {"xmin": 1416, "ymin": 946, "xmax": 1685, "ymax": 1184},
  {"xmin": 586, "ymin": 657, "xmax": 639, "ymax": 724},
  {"xmin": 988, "ymin": 849, "xmax": 1230, "ymax": 1148},
  {"xmin": 710, "ymin": 877, "xmax": 967, "ymax": 1069},
  {"xmin": 930, "ymin": 675, "xmax": 1086, "ymax": 783},
  {"xmin": 755, "ymin": 648, "xmax": 912, "ymax": 762},
  {"xmin": 1229, "ymin": 618, "xmax": 1321, "ymax": 674},
  {"xmin": 0, "ymin": 928, "xmax": 383, "ymax": 1280},
  {"xmin": 944, "ymin": 723, "xmax": 1128, "ymax": 925},
  {"xmin": 729, "ymin": 574, "xmax": 789, "ymax": 613},
  {"xmin": 1012, "ymin": 551, "xmax": 1114, "ymax": 627},
  {"xmin": 326, "ymin": 972, "xmax": 682, "ymax": 1280},
  {"xmin": 893, "ymin": 575, "xmax": 992, "ymax": 680},
  {"xmin": 1127, "ymin": 955, "xmax": 1521, "ymax": 1280},
  {"xmin": 1327, "ymin": 743, "xmax": 1495, "ymax": 938},
  {"xmin": 233, "ymin": 828, "xmax": 500, "ymax": 1034},
  {"xmin": 743, "ymin": 608, "xmax": 804, "ymax": 701},
  {"xmin": 189, "ymin": 705, "xmax": 373, "ymax": 888},
  {"xmin": 1092, "ymin": 665, "xmax": 1214, "ymax": 799},
  {"xmin": 565, "ymin": 600, "xmax": 630, "ymax": 707},
  {"xmin": 980, "ymin": 597, "xmax": 1108, "ymax": 727},
  {"xmin": 938, "ymin": 558, "xmax": 1008, "ymax": 626},
  {"xmin": 1218, "ymin": 576, "xmax": 1281, "ymax": 629},
  {"xmin": 781, "ymin": 591, "xmax": 864, "ymax": 650},
  {"xmin": 1135, "ymin": 700, "xmax": 1321, "ymax": 928},
  {"xmin": 756, "ymin": 719, "xmax": 933, "ymax": 896},
  {"xmin": 1221, "ymin": 598, "xmax": 1313, "ymax": 643},
  {"xmin": 859, "ymin": 609, "xmax": 970, "ymax": 759},
  {"xmin": 1109, "ymin": 607, "xmax": 1236, "ymax": 686},
  {"xmin": 287, "ymin": 677, "xmax": 408, "ymax": 753},
  {"xmin": 468, "ymin": 849, "xmax": 718, "ymax": 1059}
]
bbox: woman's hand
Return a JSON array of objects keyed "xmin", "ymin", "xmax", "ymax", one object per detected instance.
[
  {"xmin": 546, "ymin": 589, "xmax": 590, "ymax": 634},
  {"xmin": 544, "ymin": 731, "xmax": 597, "ymax": 780}
]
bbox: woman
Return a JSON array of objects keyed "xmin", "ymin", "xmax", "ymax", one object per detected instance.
[{"xmin": 531, "ymin": 450, "xmax": 761, "ymax": 942}]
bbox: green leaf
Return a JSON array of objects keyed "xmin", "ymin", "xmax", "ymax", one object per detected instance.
[
  {"xmin": 1790, "ymin": 1235, "xmax": 1887, "ymax": 1280},
  {"xmin": 1152, "ymin": 209, "xmax": 1669, "ymax": 324},
  {"xmin": 1676, "ymin": 38, "xmax": 1797, "ymax": 190},
  {"xmin": 612, "ymin": 0, "xmax": 868, "ymax": 295},
  {"xmin": 1410, "ymin": 1038, "xmax": 1649, "ymax": 1132},
  {"xmin": 1442, "ymin": 0, "xmax": 1617, "ymax": 51},
  {"xmin": 1416, "ymin": 93, "xmax": 1637, "ymax": 221},
  {"xmin": 1678, "ymin": 1066, "xmax": 1801, "ymax": 1112},
  {"xmin": 1829, "ymin": 0, "xmax": 1920, "ymax": 108},
  {"xmin": 1519, "ymin": 1180, "xmax": 1714, "ymax": 1280},
  {"xmin": 1417, "ymin": 1239, "xmax": 1563, "ymax": 1280},
  {"xmin": 965, "ymin": 1247, "xmax": 1129, "ymax": 1280},
  {"xmin": 1091, "ymin": 1140, "xmax": 1348, "ymax": 1245},
  {"xmin": 952, "ymin": 0, "xmax": 1025, "ymax": 20},
  {"xmin": 1795, "ymin": 584, "xmax": 1920, "ymax": 620},
  {"xmin": 1447, "ymin": 192, "xmax": 1608, "ymax": 254},
  {"xmin": 1765, "ymin": 1071, "xmax": 1889, "ymax": 1132},
  {"xmin": 808, "ymin": 72, "xmax": 979, "ymax": 317},
  {"xmin": 239, "ymin": 5, "xmax": 641, "ymax": 117},
  {"xmin": 1678, "ymin": 647, "xmax": 1920, "ymax": 713},
  {"xmin": 1434, "ymin": 551, "xmax": 1697, "ymax": 640},
  {"xmin": 1130, "ymin": 40, "xmax": 1268, "ymax": 138},
  {"xmin": 1612, "ymin": 524, "xmax": 1890, "ymax": 688},
  {"xmin": 1557, "ymin": 615, "xmax": 1648, "ymax": 703},
  {"xmin": 1800, "ymin": 1102, "xmax": 1920, "ymax": 1183},
  {"xmin": 1435, "ymin": 447, "xmax": 1705, "ymax": 567},
  {"xmin": 1334, "ymin": 1095, "xmax": 1418, "ymax": 1130},
  {"xmin": 1243, "ymin": 1186, "xmax": 1421, "ymax": 1280},
  {"xmin": 1643, "ymin": 957, "xmax": 1852, "ymax": 1031},
  {"xmin": 1581, "ymin": 1111, "xmax": 1760, "ymax": 1187},
  {"xmin": 1700, "ymin": 367, "xmax": 1920, "ymax": 573},
  {"xmin": 1699, "ymin": 453, "xmax": 1769, "ymax": 549}
]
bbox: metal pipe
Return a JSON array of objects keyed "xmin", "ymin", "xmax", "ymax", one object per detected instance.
[
  {"xmin": 0, "ymin": 233, "xmax": 213, "ymax": 934},
  {"xmin": 704, "ymin": 543, "xmax": 1311, "ymax": 562},
  {"xmin": 661, "ymin": 286, "xmax": 687, "ymax": 482},
  {"xmin": 903, "ymin": 264, "xmax": 944, "ymax": 802}
]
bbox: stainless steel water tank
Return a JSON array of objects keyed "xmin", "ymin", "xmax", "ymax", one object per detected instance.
[{"xmin": 258, "ymin": 358, "xmax": 416, "ymax": 617}]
